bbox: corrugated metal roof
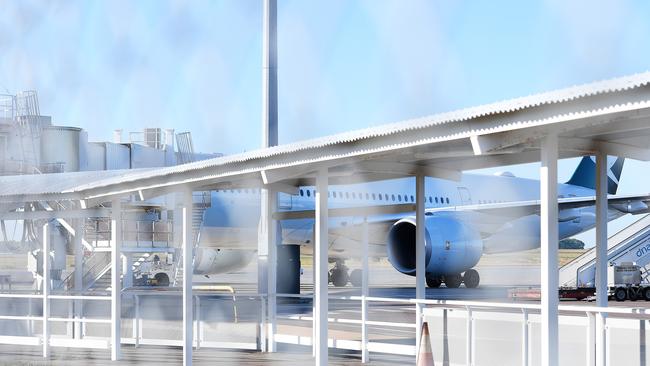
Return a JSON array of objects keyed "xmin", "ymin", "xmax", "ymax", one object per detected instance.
[
  {"xmin": 0, "ymin": 169, "xmax": 155, "ymax": 198},
  {"xmin": 3, "ymin": 71, "xmax": 650, "ymax": 199}
]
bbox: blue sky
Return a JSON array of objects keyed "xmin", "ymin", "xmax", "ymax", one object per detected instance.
[{"xmin": 1, "ymin": 1, "xmax": 650, "ymax": 244}]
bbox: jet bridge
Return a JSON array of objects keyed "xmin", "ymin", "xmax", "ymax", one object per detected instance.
[{"xmin": 559, "ymin": 214, "xmax": 650, "ymax": 287}]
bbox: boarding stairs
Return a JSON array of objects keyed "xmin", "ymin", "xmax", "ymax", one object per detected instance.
[
  {"xmin": 14, "ymin": 91, "xmax": 42, "ymax": 174},
  {"xmin": 171, "ymin": 191, "xmax": 210, "ymax": 286},
  {"xmin": 559, "ymin": 214, "xmax": 650, "ymax": 287}
]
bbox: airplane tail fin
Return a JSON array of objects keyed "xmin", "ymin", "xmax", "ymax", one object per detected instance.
[{"xmin": 566, "ymin": 156, "xmax": 624, "ymax": 194}]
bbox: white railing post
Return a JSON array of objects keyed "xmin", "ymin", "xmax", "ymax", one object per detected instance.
[
  {"xmin": 133, "ymin": 295, "xmax": 140, "ymax": 348},
  {"xmin": 111, "ymin": 198, "xmax": 122, "ymax": 361},
  {"xmin": 587, "ymin": 312, "xmax": 595, "ymax": 366},
  {"xmin": 523, "ymin": 309, "xmax": 530, "ymax": 366},
  {"xmin": 415, "ymin": 173, "xmax": 426, "ymax": 349},
  {"xmin": 361, "ymin": 218, "xmax": 369, "ymax": 363},
  {"xmin": 42, "ymin": 223, "xmax": 50, "ymax": 358},
  {"xmin": 260, "ymin": 295, "xmax": 267, "ymax": 352},
  {"xmin": 194, "ymin": 295, "xmax": 201, "ymax": 350},
  {"xmin": 182, "ymin": 191, "xmax": 193, "ymax": 366},
  {"xmin": 466, "ymin": 307, "xmax": 474, "ymax": 366}
]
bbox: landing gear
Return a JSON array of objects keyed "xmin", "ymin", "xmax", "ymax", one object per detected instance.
[
  {"xmin": 426, "ymin": 276, "xmax": 442, "ymax": 288},
  {"xmin": 444, "ymin": 273, "xmax": 463, "ymax": 288},
  {"xmin": 329, "ymin": 260, "xmax": 350, "ymax": 287},
  {"xmin": 463, "ymin": 269, "xmax": 480, "ymax": 289},
  {"xmin": 349, "ymin": 269, "xmax": 363, "ymax": 287}
]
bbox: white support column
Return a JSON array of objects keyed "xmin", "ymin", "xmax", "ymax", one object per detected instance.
[
  {"xmin": 111, "ymin": 198, "xmax": 122, "ymax": 361},
  {"xmin": 315, "ymin": 168, "xmax": 329, "ymax": 366},
  {"xmin": 259, "ymin": 187, "xmax": 278, "ymax": 352},
  {"xmin": 415, "ymin": 173, "xmax": 426, "ymax": 348},
  {"xmin": 523, "ymin": 309, "xmax": 530, "ymax": 366},
  {"xmin": 123, "ymin": 253, "xmax": 133, "ymax": 289},
  {"xmin": 595, "ymin": 152, "xmax": 608, "ymax": 366},
  {"xmin": 182, "ymin": 191, "xmax": 193, "ymax": 366},
  {"xmin": 73, "ymin": 219, "xmax": 83, "ymax": 339},
  {"xmin": 312, "ymin": 223, "xmax": 316, "ymax": 357},
  {"xmin": 540, "ymin": 134, "xmax": 559, "ymax": 366},
  {"xmin": 361, "ymin": 218, "xmax": 369, "ymax": 364},
  {"xmin": 42, "ymin": 222, "xmax": 50, "ymax": 358}
]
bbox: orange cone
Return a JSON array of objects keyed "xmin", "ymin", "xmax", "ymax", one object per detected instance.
[{"xmin": 416, "ymin": 321, "xmax": 434, "ymax": 366}]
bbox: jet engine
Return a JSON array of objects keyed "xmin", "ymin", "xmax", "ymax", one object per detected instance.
[
  {"xmin": 193, "ymin": 248, "xmax": 255, "ymax": 275},
  {"xmin": 387, "ymin": 215, "xmax": 483, "ymax": 277}
]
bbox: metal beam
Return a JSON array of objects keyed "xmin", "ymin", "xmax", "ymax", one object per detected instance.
[
  {"xmin": 0, "ymin": 208, "xmax": 109, "ymax": 220},
  {"xmin": 314, "ymin": 168, "xmax": 329, "ymax": 366},
  {"xmin": 540, "ymin": 134, "xmax": 559, "ymax": 366},
  {"xmin": 561, "ymin": 137, "xmax": 650, "ymax": 161},
  {"xmin": 182, "ymin": 191, "xmax": 193, "ymax": 366},
  {"xmin": 110, "ymin": 199, "xmax": 122, "ymax": 361}
]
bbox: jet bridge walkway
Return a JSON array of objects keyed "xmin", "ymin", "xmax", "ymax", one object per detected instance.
[{"xmin": 559, "ymin": 214, "xmax": 650, "ymax": 288}]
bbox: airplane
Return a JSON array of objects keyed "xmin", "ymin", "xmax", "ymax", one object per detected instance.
[{"xmin": 197, "ymin": 155, "xmax": 650, "ymax": 289}]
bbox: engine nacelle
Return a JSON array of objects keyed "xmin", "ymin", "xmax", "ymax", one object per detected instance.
[
  {"xmin": 387, "ymin": 215, "xmax": 483, "ymax": 276},
  {"xmin": 193, "ymin": 248, "xmax": 254, "ymax": 275}
]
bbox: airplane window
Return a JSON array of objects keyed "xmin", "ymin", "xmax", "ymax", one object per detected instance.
[
  {"xmin": 346, "ymin": 192, "xmax": 350, "ymax": 199},
  {"xmin": 435, "ymin": 197, "xmax": 439, "ymax": 203},
  {"xmin": 428, "ymin": 196, "xmax": 432, "ymax": 203},
  {"xmin": 372, "ymin": 193, "xmax": 376, "ymax": 200},
  {"xmin": 391, "ymin": 194, "xmax": 395, "ymax": 201},
  {"xmin": 300, "ymin": 189, "xmax": 304, "ymax": 196},
  {"xmin": 439, "ymin": 196, "xmax": 444, "ymax": 203},
  {"xmin": 385, "ymin": 194, "xmax": 389, "ymax": 201},
  {"xmin": 306, "ymin": 190, "xmax": 311, "ymax": 197},
  {"xmin": 333, "ymin": 192, "xmax": 337, "ymax": 198},
  {"xmin": 378, "ymin": 194, "xmax": 383, "ymax": 201},
  {"xmin": 398, "ymin": 195, "xmax": 402, "ymax": 202},
  {"xmin": 365, "ymin": 193, "xmax": 369, "ymax": 200},
  {"xmin": 446, "ymin": 197, "xmax": 450, "ymax": 204},
  {"xmin": 410, "ymin": 195, "xmax": 414, "ymax": 202}
]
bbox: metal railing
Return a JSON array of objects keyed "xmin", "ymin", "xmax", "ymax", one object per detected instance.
[{"xmin": 84, "ymin": 219, "xmax": 173, "ymax": 248}]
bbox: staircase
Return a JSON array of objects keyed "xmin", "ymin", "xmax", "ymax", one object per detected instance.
[
  {"xmin": 559, "ymin": 214, "xmax": 650, "ymax": 287},
  {"xmin": 61, "ymin": 251, "xmax": 112, "ymax": 291},
  {"xmin": 15, "ymin": 91, "xmax": 41, "ymax": 174},
  {"xmin": 172, "ymin": 191, "xmax": 210, "ymax": 286}
]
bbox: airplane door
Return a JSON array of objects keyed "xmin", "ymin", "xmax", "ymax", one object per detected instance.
[
  {"xmin": 278, "ymin": 192, "xmax": 292, "ymax": 210},
  {"xmin": 457, "ymin": 187, "xmax": 472, "ymax": 205}
]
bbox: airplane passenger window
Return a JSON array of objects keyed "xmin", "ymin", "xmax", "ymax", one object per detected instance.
[
  {"xmin": 333, "ymin": 192, "xmax": 337, "ymax": 198},
  {"xmin": 410, "ymin": 195, "xmax": 414, "ymax": 202},
  {"xmin": 365, "ymin": 193, "xmax": 369, "ymax": 200},
  {"xmin": 306, "ymin": 190, "xmax": 311, "ymax": 197},
  {"xmin": 428, "ymin": 196, "xmax": 432, "ymax": 203},
  {"xmin": 398, "ymin": 195, "xmax": 402, "ymax": 202},
  {"xmin": 391, "ymin": 194, "xmax": 395, "ymax": 201},
  {"xmin": 346, "ymin": 192, "xmax": 350, "ymax": 199},
  {"xmin": 372, "ymin": 193, "xmax": 376, "ymax": 200},
  {"xmin": 385, "ymin": 194, "xmax": 389, "ymax": 201},
  {"xmin": 446, "ymin": 197, "xmax": 450, "ymax": 204},
  {"xmin": 435, "ymin": 197, "xmax": 439, "ymax": 203},
  {"xmin": 300, "ymin": 189, "xmax": 304, "ymax": 196},
  {"xmin": 378, "ymin": 194, "xmax": 383, "ymax": 201},
  {"xmin": 439, "ymin": 197, "xmax": 444, "ymax": 203}
]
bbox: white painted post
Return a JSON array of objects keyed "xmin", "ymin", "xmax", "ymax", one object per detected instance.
[
  {"xmin": 595, "ymin": 152, "xmax": 608, "ymax": 366},
  {"xmin": 466, "ymin": 307, "xmax": 475, "ymax": 366},
  {"xmin": 133, "ymin": 295, "xmax": 140, "ymax": 348},
  {"xmin": 111, "ymin": 198, "xmax": 122, "ymax": 361},
  {"xmin": 315, "ymin": 168, "xmax": 329, "ymax": 366},
  {"xmin": 260, "ymin": 295, "xmax": 267, "ymax": 352},
  {"xmin": 73, "ymin": 219, "xmax": 84, "ymax": 339},
  {"xmin": 182, "ymin": 191, "xmax": 193, "ymax": 366},
  {"xmin": 42, "ymin": 223, "xmax": 50, "ymax": 358},
  {"xmin": 361, "ymin": 217, "xmax": 369, "ymax": 364},
  {"xmin": 123, "ymin": 253, "xmax": 133, "ymax": 289},
  {"xmin": 194, "ymin": 296, "xmax": 201, "ymax": 350},
  {"xmin": 587, "ymin": 312, "xmax": 595, "ymax": 366},
  {"xmin": 415, "ymin": 173, "xmax": 426, "ymax": 348},
  {"xmin": 540, "ymin": 134, "xmax": 559, "ymax": 366},
  {"xmin": 312, "ymin": 223, "xmax": 316, "ymax": 357},
  {"xmin": 259, "ymin": 187, "xmax": 278, "ymax": 352},
  {"xmin": 523, "ymin": 309, "xmax": 530, "ymax": 366}
]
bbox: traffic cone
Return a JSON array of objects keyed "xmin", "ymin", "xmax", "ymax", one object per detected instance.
[{"xmin": 416, "ymin": 321, "xmax": 434, "ymax": 366}]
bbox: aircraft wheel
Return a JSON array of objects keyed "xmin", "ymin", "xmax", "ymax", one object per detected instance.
[
  {"xmin": 154, "ymin": 272, "xmax": 170, "ymax": 287},
  {"xmin": 614, "ymin": 287, "xmax": 627, "ymax": 302},
  {"xmin": 444, "ymin": 274, "xmax": 462, "ymax": 288},
  {"xmin": 330, "ymin": 267, "xmax": 349, "ymax": 287},
  {"xmin": 426, "ymin": 276, "xmax": 441, "ymax": 288},
  {"xmin": 349, "ymin": 269, "xmax": 363, "ymax": 287},
  {"xmin": 463, "ymin": 269, "xmax": 480, "ymax": 289},
  {"xmin": 643, "ymin": 287, "xmax": 650, "ymax": 301}
]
